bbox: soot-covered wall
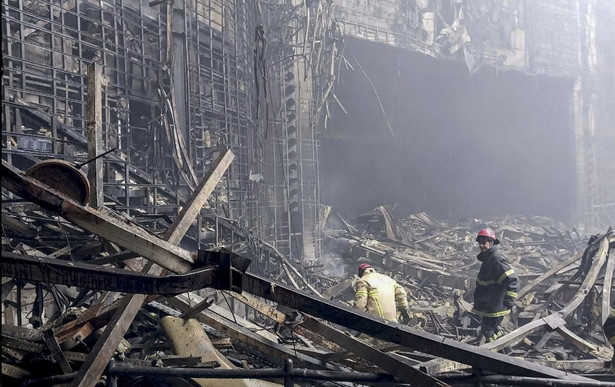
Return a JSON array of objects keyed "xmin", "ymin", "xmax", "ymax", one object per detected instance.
[{"xmin": 321, "ymin": 39, "xmax": 575, "ymax": 223}]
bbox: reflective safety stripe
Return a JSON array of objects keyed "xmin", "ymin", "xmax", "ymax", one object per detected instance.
[
  {"xmin": 369, "ymin": 291, "xmax": 384, "ymax": 318},
  {"xmin": 611, "ymin": 309, "xmax": 615, "ymax": 317},
  {"xmin": 610, "ymin": 363, "xmax": 615, "ymax": 374},
  {"xmin": 471, "ymin": 308, "xmax": 511, "ymax": 318},
  {"xmin": 609, "ymin": 336, "xmax": 615, "ymax": 345},
  {"xmin": 497, "ymin": 269, "xmax": 515, "ymax": 284},
  {"xmin": 505, "ymin": 291, "xmax": 517, "ymax": 298},
  {"xmin": 477, "ymin": 269, "xmax": 515, "ymax": 286},
  {"xmin": 476, "ymin": 279, "xmax": 498, "ymax": 286},
  {"xmin": 355, "ymin": 290, "xmax": 367, "ymax": 297}
]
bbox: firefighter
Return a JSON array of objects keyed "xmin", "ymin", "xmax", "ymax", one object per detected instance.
[
  {"xmin": 471, "ymin": 228, "xmax": 518, "ymax": 343},
  {"xmin": 603, "ymin": 309, "xmax": 615, "ymax": 373},
  {"xmin": 353, "ymin": 263, "xmax": 410, "ymax": 324}
]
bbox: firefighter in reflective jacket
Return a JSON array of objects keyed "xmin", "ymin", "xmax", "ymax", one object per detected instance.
[
  {"xmin": 603, "ymin": 309, "xmax": 615, "ymax": 373},
  {"xmin": 353, "ymin": 263, "xmax": 410, "ymax": 323},
  {"xmin": 472, "ymin": 228, "xmax": 518, "ymax": 343}
]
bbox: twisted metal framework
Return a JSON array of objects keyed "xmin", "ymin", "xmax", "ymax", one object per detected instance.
[{"xmin": 1, "ymin": 0, "xmax": 332, "ymax": 265}]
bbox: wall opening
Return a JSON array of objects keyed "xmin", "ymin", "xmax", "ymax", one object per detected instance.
[{"xmin": 321, "ymin": 38, "xmax": 575, "ymax": 223}]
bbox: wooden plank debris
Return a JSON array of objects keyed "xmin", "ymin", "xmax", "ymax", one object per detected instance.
[
  {"xmin": 69, "ymin": 150, "xmax": 235, "ymax": 387},
  {"xmin": 43, "ymin": 328, "xmax": 73, "ymax": 374}
]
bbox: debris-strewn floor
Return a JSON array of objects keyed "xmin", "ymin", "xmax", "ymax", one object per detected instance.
[
  {"xmin": 319, "ymin": 207, "xmax": 614, "ymax": 375},
  {"xmin": 2, "ymin": 168, "xmax": 614, "ymax": 387}
]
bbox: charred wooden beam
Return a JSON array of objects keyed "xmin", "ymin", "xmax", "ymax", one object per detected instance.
[{"xmin": 86, "ymin": 63, "xmax": 104, "ymax": 208}]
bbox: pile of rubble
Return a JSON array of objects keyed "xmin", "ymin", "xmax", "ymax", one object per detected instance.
[
  {"xmin": 2, "ymin": 159, "xmax": 614, "ymax": 386},
  {"xmin": 319, "ymin": 205, "xmax": 614, "ymax": 376}
]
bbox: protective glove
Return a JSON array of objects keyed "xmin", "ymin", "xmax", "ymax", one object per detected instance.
[
  {"xmin": 399, "ymin": 308, "xmax": 411, "ymax": 324},
  {"xmin": 351, "ymin": 275, "xmax": 359, "ymax": 291}
]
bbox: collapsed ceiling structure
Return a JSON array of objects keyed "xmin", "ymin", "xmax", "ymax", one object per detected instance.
[{"xmin": 2, "ymin": 0, "xmax": 615, "ymax": 386}]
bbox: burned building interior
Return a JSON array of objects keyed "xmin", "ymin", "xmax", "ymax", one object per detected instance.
[{"xmin": 1, "ymin": 0, "xmax": 615, "ymax": 386}]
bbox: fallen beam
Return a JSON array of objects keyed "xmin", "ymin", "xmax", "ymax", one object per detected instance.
[
  {"xmin": 4, "ymin": 154, "xmax": 595, "ymax": 382},
  {"xmin": 559, "ymin": 234, "xmax": 612, "ymax": 317},
  {"xmin": 165, "ymin": 294, "xmax": 332, "ymax": 370},
  {"xmin": 601, "ymin": 243, "xmax": 615, "ymax": 325},
  {"xmin": 485, "ymin": 234, "xmax": 612, "ymax": 352},
  {"xmin": 69, "ymin": 150, "xmax": 235, "ymax": 387},
  {"xmin": 42, "ymin": 329, "xmax": 72, "ymax": 374},
  {"xmin": 2, "ymin": 160, "xmax": 194, "ymax": 273},
  {"xmin": 516, "ymin": 252, "xmax": 584, "ymax": 300},
  {"xmin": 241, "ymin": 273, "xmax": 589, "ymax": 381},
  {"xmin": 301, "ymin": 316, "xmax": 448, "ymax": 386},
  {"xmin": 2, "ymin": 251, "xmax": 241, "ymax": 295}
]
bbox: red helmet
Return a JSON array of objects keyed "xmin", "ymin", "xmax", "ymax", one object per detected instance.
[
  {"xmin": 476, "ymin": 228, "xmax": 500, "ymax": 245},
  {"xmin": 358, "ymin": 263, "xmax": 372, "ymax": 277}
]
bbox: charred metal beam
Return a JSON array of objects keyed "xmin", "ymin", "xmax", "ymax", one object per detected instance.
[
  {"xmin": 42, "ymin": 329, "xmax": 72, "ymax": 374},
  {"xmin": 242, "ymin": 273, "xmax": 589, "ymax": 381},
  {"xmin": 165, "ymin": 294, "xmax": 333, "ymax": 370},
  {"xmin": 1, "ymin": 251, "xmax": 246, "ymax": 295},
  {"xmin": 301, "ymin": 315, "xmax": 448, "ymax": 386},
  {"xmin": 559, "ymin": 234, "xmax": 612, "ymax": 317},
  {"xmin": 223, "ymin": 291, "xmax": 343, "ymax": 353},
  {"xmin": 450, "ymin": 374, "xmax": 615, "ymax": 387},
  {"xmin": 106, "ymin": 360, "xmax": 398, "ymax": 384}
]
